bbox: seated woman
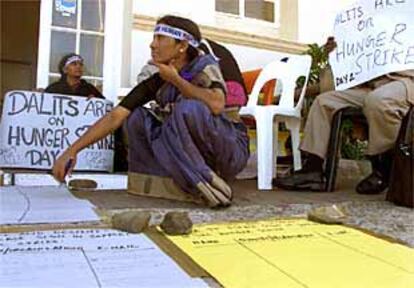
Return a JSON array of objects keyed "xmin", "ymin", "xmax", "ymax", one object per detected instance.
[
  {"xmin": 45, "ymin": 53, "xmax": 104, "ymax": 99},
  {"xmin": 52, "ymin": 15, "xmax": 249, "ymax": 207}
]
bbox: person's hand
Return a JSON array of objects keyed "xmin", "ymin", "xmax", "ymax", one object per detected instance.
[
  {"xmin": 153, "ymin": 60, "xmax": 180, "ymax": 84},
  {"xmin": 324, "ymin": 36, "xmax": 337, "ymax": 54},
  {"xmin": 52, "ymin": 151, "xmax": 77, "ymax": 182}
]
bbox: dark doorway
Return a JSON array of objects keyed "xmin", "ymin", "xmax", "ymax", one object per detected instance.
[{"xmin": 1, "ymin": 0, "xmax": 40, "ymax": 111}]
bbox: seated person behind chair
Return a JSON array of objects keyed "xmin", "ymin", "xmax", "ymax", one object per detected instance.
[
  {"xmin": 45, "ymin": 53, "xmax": 104, "ymax": 99},
  {"xmin": 52, "ymin": 15, "xmax": 249, "ymax": 207},
  {"xmin": 274, "ymin": 37, "xmax": 414, "ymax": 194}
]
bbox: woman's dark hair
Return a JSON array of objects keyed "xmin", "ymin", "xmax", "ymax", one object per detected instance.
[
  {"xmin": 156, "ymin": 15, "xmax": 201, "ymax": 61},
  {"xmin": 58, "ymin": 53, "xmax": 82, "ymax": 77}
]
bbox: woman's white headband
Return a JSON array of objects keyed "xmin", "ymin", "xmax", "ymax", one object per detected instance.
[
  {"xmin": 154, "ymin": 24, "xmax": 200, "ymax": 48},
  {"xmin": 64, "ymin": 55, "xmax": 83, "ymax": 68}
]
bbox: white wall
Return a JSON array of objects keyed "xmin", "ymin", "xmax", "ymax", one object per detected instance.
[
  {"xmin": 149, "ymin": 0, "xmax": 348, "ymax": 44},
  {"xmin": 297, "ymin": 0, "xmax": 355, "ymax": 45},
  {"xmin": 132, "ymin": 0, "xmax": 280, "ymax": 38},
  {"xmin": 128, "ymin": 0, "xmax": 287, "ymax": 86},
  {"xmin": 133, "ymin": 0, "xmax": 216, "ymax": 26},
  {"xmin": 129, "ymin": 31, "xmax": 288, "ymax": 86},
  {"xmin": 222, "ymin": 43, "xmax": 287, "ymax": 71},
  {"xmin": 128, "ymin": 0, "xmax": 358, "ymax": 87}
]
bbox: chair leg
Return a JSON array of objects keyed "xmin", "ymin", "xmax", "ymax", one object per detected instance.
[
  {"xmin": 286, "ymin": 119, "xmax": 302, "ymax": 171},
  {"xmin": 255, "ymin": 111, "xmax": 275, "ymax": 190},
  {"xmin": 272, "ymin": 121, "xmax": 279, "ymax": 180},
  {"xmin": 325, "ymin": 110, "xmax": 345, "ymax": 192}
]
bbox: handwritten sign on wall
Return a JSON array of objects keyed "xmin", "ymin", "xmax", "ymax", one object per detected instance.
[
  {"xmin": 330, "ymin": 0, "xmax": 414, "ymax": 90},
  {"xmin": 0, "ymin": 91, "xmax": 114, "ymax": 171}
]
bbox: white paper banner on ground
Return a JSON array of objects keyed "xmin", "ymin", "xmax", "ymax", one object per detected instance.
[
  {"xmin": 329, "ymin": 0, "xmax": 414, "ymax": 90},
  {"xmin": 0, "ymin": 91, "xmax": 114, "ymax": 171},
  {"xmin": 0, "ymin": 186, "xmax": 100, "ymax": 225},
  {"xmin": 0, "ymin": 229, "xmax": 206, "ymax": 288}
]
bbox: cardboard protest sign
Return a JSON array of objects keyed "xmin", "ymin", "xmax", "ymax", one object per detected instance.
[
  {"xmin": 330, "ymin": 0, "xmax": 414, "ymax": 90},
  {"xmin": 0, "ymin": 91, "xmax": 114, "ymax": 171}
]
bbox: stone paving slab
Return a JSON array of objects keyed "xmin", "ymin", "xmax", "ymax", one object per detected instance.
[{"xmin": 70, "ymin": 177, "xmax": 413, "ymax": 247}]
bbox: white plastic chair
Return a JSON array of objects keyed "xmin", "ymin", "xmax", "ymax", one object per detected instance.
[{"xmin": 239, "ymin": 54, "xmax": 312, "ymax": 190}]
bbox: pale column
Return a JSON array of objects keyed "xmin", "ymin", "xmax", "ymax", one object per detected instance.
[
  {"xmin": 279, "ymin": 0, "xmax": 298, "ymax": 41},
  {"xmin": 103, "ymin": 0, "xmax": 133, "ymax": 103}
]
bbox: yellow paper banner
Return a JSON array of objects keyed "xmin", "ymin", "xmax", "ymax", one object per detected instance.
[{"xmin": 167, "ymin": 219, "xmax": 414, "ymax": 288}]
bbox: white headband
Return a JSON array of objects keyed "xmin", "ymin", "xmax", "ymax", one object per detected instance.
[
  {"xmin": 64, "ymin": 55, "xmax": 83, "ymax": 68},
  {"xmin": 154, "ymin": 24, "xmax": 200, "ymax": 48}
]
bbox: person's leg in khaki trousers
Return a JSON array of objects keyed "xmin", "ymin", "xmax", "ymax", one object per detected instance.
[
  {"xmin": 363, "ymin": 81, "xmax": 409, "ymax": 155},
  {"xmin": 274, "ymin": 81, "xmax": 410, "ymax": 193},
  {"xmin": 274, "ymin": 87, "xmax": 369, "ymax": 191},
  {"xmin": 356, "ymin": 81, "xmax": 410, "ymax": 194}
]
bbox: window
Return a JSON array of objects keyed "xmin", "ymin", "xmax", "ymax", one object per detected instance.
[
  {"xmin": 38, "ymin": 0, "xmax": 129, "ymax": 101},
  {"xmin": 49, "ymin": 0, "xmax": 105, "ymax": 89},
  {"xmin": 216, "ymin": 0, "xmax": 275, "ymax": 23},
  {"xmin": 216, "ymin": 0, "xmax": 239, "ymax": 15}
]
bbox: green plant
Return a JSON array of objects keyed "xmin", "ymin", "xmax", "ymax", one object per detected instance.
[
  {"xmin": 340, "ymin": 119, "xmax": 368, "ymax": 160},
  {"xmin": 306, "ymin": 43, "xmax": 330, "ymax": 84},
  {"xmin": 297, "ymin": 43, "xmax": 330, "ymax": 88},
  {"xmin": 297, "ymin": 43, "xmax": 331, "ymax": 125}
]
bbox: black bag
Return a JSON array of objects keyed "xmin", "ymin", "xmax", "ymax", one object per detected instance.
[{"xmin": 386, "ymin": 105, "xmax": 414, "ymax": 208}]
